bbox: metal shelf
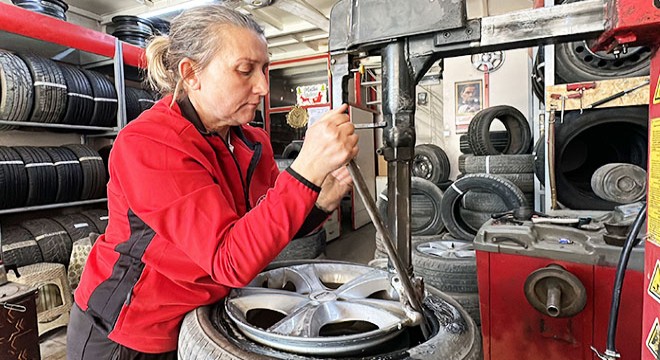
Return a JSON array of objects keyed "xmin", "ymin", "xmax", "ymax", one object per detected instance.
[
  {"xmin": 0, "ymin": 198, "xmax": 108, "ymax": 215},
  {"xmin": 0, "ymin": 3, "xmax": 144, "ymax": 68},
  {"xmin": 0, "ymin": 120, "xmax": 118, "ymax": 132}
]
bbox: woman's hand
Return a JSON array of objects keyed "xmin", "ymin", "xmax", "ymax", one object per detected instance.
[
  {"xmin": 290, "ymin": 104, "xmax": 359, "ymax": 186},
  {"xmin": 316, "ymin": 167, "xmax": 353, "ymax": 212}
]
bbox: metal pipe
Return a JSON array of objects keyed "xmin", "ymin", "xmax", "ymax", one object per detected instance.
[
  {"xmin": 347, "ymin": 160, "xmax": 430, "ymax": 339},
  {"xmin": 546, "ymin": 285, "xmax": 561, "ymax": 317},
  {"xmin": 381, "ymin": 40, "xmax": 416, "ymax": 275}
]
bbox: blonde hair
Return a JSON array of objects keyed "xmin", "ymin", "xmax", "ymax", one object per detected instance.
[{"xmin": 145, "ymin": 4, "xmax": 264, "ymax": 101}]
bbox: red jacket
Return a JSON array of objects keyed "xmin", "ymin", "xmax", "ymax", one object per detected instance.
[{"xmin": 74, "ymin": 95, "xmax": 323, "ymax": 353}]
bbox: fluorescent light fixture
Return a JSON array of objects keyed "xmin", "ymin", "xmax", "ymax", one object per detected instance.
[{"xmin": 139, "ymin": 0, "xmax": 214, "ymax": 19}]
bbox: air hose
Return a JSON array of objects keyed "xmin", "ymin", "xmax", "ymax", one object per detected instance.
[{"xmin": 592, "ymin": 203, "xmax": 646, "ymax": 359}]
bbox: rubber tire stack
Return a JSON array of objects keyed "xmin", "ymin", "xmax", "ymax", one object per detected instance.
[
  {"xmin": 441, "ymin": 173, "xmax": 528, "ymax": 241},
  {"xmin": 11, "ymin": 0, "xmax": 69, "ymax": 21},
  {"xmin": 110, "ymin": 16, "xmax": 155, "ymax": 48},
  {"xmin": 412, "ymin": 234, "xmax": 480, "ymax": 325},
  {"xmin": 376, "ymin": 177, "xmax": 445, "ymax": 237}
]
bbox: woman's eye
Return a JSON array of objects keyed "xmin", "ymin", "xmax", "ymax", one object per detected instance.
[{"xmin": 238, "ymin": 68, "xmax": 252, "ymax": 75}]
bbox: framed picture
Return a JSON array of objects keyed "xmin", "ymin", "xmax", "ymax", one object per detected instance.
[{"xmin": 455, "ymin": 80, "xmax": 483, "ymax": 133}]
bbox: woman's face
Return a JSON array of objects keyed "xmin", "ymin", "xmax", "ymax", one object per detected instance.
[{"xmin": 191, "ymin": 26, "xmax": 269, "ymax": 132}]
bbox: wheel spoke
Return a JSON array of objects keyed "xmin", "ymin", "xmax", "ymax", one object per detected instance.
[
  {"xmin": 321, "ymin": 300, "xmax": 409, "ymax": 329},
  {"xmin": 226, "ymin": 287, "xmax": 308, "ymax": 315},
  {"xmin": 249, "ymin": 264, "xmax": 325, "ymax": 294},
  {"xmin": 335, "ymin": 269, "xmax": 392, "ymax": 299},
  {"xmin": 267, "ymin": 302, "xmax": 321, "ymax": 337}
]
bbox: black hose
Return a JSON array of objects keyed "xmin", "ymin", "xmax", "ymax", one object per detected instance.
[{"xmin": 606, "ymin": 203, "xmax": 646, "ymax": 354}]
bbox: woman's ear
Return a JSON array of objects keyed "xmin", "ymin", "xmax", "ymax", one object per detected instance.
[{"xmin": 179, "ymin": 58, "xmax": 200, "ymax": 91}]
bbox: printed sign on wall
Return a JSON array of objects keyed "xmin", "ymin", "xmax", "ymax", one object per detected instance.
[{"xmin": 296, "ymin": 84, "xmax": 328, "ymax": 105}]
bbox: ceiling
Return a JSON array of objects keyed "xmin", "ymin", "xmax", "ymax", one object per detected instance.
[
  {"xmin": 62, "ymin": 0, "xmax": 338, "ymax": 61},
  {"xmin": 6, "ymin": 0, "xmax": 534, "ymax": 61}
]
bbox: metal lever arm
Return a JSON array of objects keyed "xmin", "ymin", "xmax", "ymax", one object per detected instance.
[{"xmin": 346, "ymin": 160, "xmax": 430, "ymax": 339}]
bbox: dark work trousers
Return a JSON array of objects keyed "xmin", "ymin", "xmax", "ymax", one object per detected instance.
[{"xmin": 67, "ymin": 304, "xmax": 177, "ymax": 360}]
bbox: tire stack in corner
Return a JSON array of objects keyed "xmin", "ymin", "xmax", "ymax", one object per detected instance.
[
  {"xmin": 1, "ymin": 208, "xmax": 107, "ymax": 293},
  {"xmin": 450, "ymin": 105, "xmax": 533, "ymax": 240}
]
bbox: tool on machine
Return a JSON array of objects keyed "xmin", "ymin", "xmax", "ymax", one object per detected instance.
[
  {"xmin": 566, "ymin": 81, "xmax": 597, "ymax": 113},
  {"xmin": 585, "ymin": 79, "xmax": 651, "ymax": 109},
  {"xmin": 353, "ymin": 121, "xmax": 387, "ymax": 129},
  {"xmin": 346, "ymin": 160, "xmax": 431, "ymax": 339},
  {"xmin": 550, "ymin": 93, "xmax": 582, "ymax": 123}
]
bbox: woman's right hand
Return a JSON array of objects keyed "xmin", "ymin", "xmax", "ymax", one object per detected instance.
[{"xmin": 290, "ymin": 104, "xmax": 358, "ymax": 187}]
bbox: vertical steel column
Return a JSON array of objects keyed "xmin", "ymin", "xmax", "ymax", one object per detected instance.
[{"xmin": 381, "ymin": 41, "xmax": 416, "ymax": 274}]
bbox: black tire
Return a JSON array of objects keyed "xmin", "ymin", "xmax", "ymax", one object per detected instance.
[
  {"xmin": 377, "ymin": 177, "xmax": 445, "ymax": 236},
  {"xmin": 1, "ymin": 225, "xmax": 43, "ymax": 267},
  {"xmin": 494, "ymin": 173, "xmax": 534, "ymax": 193},
  {"xmin": 533, "ymin": 138, "xmax": 545, "ymax": 184},
  {"xmin": 459, "ymin": 131, "xmax": 509, "ymax": 154},
  {"xmin": 20, "ymin": 218, "xmax": 72, "ymax": 265},
  {"xmin": 413, "ymin": 144, "xmax": 450, "ymax": 184},
  {"xmin": 43, "ymin": 146, "xmax": 83, "ymax": 202},
  {"xmin": 79, "ymin": 209, "xmax": 109, "ymax": 234},
  {"xmin": 467, "ymin": 105, "xmax": 531, "ymax": 155},
  {"xmin": 57, "ymin": 63, "xmax": 94, "ymax": 125},
  {"xmin": 282, "ymin": 141, "xmax": 302, "ymax": 159},
  {"xmin": 97, "ymin": 144, "xmax": 112, "ymax": 183},
  {"xmin": 554, "ymin": 1, "xmax": 651, "ymax": 83},
  {"xmin": 413, "ymin": 238, "xmax": 478, "ymax": 293},
  {"xmin": 63, "ymin": 144, "xmax": 106, "ymax": 199},
  {"xmin": 532, "ymin": 47, "xmax": 545, "ymax": 104},
  {"xmin": 17, "ymin": 53, "xmax": 67, "ymax": 124},
  {"xmin": 461, "ymin": 190, "xmax": 509, "ymax": 213},
  {"xmin": 441, "ymin": 174, "xmax": 527, "ymax": 240},
  {"xmin": 178, "ymin": 262, "xmax": 481, "ymax": 360},
  {"xmin": 125, "ymin": 86, "xmax": 142, "ymax": 122},
  {"xmin": 273, "ymin": 229, "xmax": 326, "ymax": 261},
  {"xmin": 458, "ymin": 154, "xmax": 467, "ymax": 173},
  {"xmin": 13, "ymin": 146, "xmax": 57, "ymax": 206},
  {"xmin": 0, "ymin": 50, "xmax": 33, "ymax": 129},
  {"xmin": 0, "ymin": 146, "xmax": 29, "ymax": 209},
  {"xmin": 554, "ymin": 106, "xmax": 647, "ymax": 210},
  {"xmin": 111, "ymin": 16, "xmax": 155, "ymax": 37},
  {"xmin": 13, "ymin": 0, "xmax": 67, "ymax": 20},
  {"xmin": 136, "ymin": 88, "xmax": 156, "ymax": 113},
  {"xmin": 81, "ymin": 69, "xmax": 117, "ymax": 127},
  {"xmin": 51, "ymin": 214, "xmax": 100, "ymax": 242},
  {"xmin": 457, "ymin": 207, "xmax": 492, "ymax": 233},
  {"xmin": 464, "ymin": 154, "xmax": 534, "ymax": 174},
  {"xmin": 446, "ymin": 292, "xmax": 480, "ymax": 326}
]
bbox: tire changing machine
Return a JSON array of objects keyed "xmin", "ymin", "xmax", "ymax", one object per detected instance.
[{"xmin": 328, "ymin": 0, "xmax": 660, "ymax": 359}]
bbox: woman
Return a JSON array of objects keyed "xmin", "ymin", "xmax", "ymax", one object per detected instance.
[{"xmin": 67, "ymin": 5, "xmax": 358, "ymax": 359}]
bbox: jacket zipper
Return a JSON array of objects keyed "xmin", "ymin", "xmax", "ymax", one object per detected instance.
[{"xmin": 218, "ymin": 132, "xmax": 262, "ymax": 212}]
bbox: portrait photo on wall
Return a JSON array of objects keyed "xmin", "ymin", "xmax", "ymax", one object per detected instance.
[{"xmin": 455, "ymin": 80, "xmax": 483, "ymax": 133}]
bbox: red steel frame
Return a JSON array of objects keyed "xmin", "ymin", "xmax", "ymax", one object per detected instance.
[
  {"xmin": 0, "ymin": 3, "xmax": 145, "ymax": 68},
  {"xmin": 592, "ymin": 1, "xmax": 660, "ymax": 358}
]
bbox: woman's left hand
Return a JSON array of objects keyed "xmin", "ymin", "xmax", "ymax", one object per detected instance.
[{"xmin": 315, "ymin": 166, "xmax": 353, "ymax": 212}]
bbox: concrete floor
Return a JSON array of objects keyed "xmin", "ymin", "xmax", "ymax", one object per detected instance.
[{"xmin": 39, "ymin": 221, "xmax": 377, "ymax": 359}]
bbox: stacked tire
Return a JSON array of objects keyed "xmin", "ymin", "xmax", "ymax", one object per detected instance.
[
  {"xmin": 0, "ymin": 209, "xmax": 106, "ymax": 268},
  {"xmin": 0, "ymin": 145, "xmax": 106, "ymax": 209},
  {"xmin": 11, "ymin": 0, "xmax": 68, "ymax": 21},
  {"xmin": 452, "ymin": 105, "xmax": 533, "ymax": 237},
  {"xmin": 0, "ymin": 50, "xmax": 158, "ymax": 128},
  {"xmin": 413, "ymin": 234, "xmax": 481, "ymax": 325}
]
